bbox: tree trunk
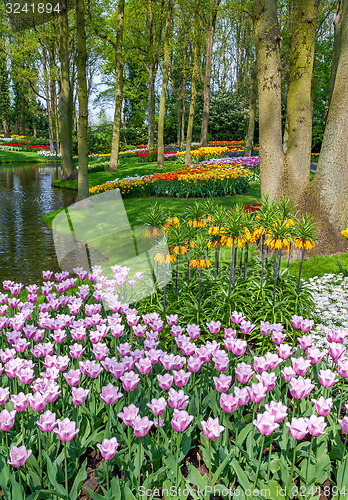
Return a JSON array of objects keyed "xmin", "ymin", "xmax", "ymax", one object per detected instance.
[
  {"xmin": 279, "ymin": 0, "xmax": 320, "ymax": 202},
  {"xmin": 59, "ymin": 0, "xmax": 75, "ymax": 180},
  {"xmin": 199, "ymin": 1, "xmax": 219, "ymax": 147},
  {"xmin": 109, "ymin": 0, "xmax": 125, "ymax": 173},
  {"xmin": 252, "ymin": 0, "xmax": 284, "ymax": 199},
  {"xmin": 43, "ymin": 49, "xmax": 55, "ymax": 153},
  {"xmin": 76, "ymin": 0, "xmax": 89, "ymax": 201},
  {"xmin": 49, "ymin": 46, "xmax": 60, "ymax": 152},
  {"xmin": 299, "ymin": 0, "xmax": 348, "ymax": 254},
  {"xmin": 180, "ymin": 68, "xmax": 187, "ymax": 148},
  {"xmin": 185, "ymin": 0, "xmax": 200, "ymax": 166},
  {"xmin": 20, "ymin": 92, "xmax": 26, "ymax": 135},
  {"xmin": 157, "ymin": 0, "xmax": 173, "ymax": 168},
  {"xmin": 0, "ymin": 56, "xmax": 10, "ymax": 138},
  {"xmin": 327, "ymin": 0, "xmax": 342, "ymax": 112},
  {"xmin": 148, "ymin": 65, "xmax": 156, "ymax": 149},
  {"xmin": 244, "ymin": 65, "xmax": 257, "ymax": 157}
]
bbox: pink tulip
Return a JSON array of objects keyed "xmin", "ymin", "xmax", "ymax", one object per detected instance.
[
  {"xmin": 289, "ymin": 377, "xmax": 314, "ymax": 399},
  {"xmin": 153, "ymin": 417, "xmax": 165, "ymax": 428},
  {"xmin": 327, "ymin": 329, "xmax": 347, "ymax": 343},
  {"xmin": 8, "ymin": 445, "xmax": 32, "ymax": 468},
  {"xmin": 207, "ymin": 321, "xmax": 221, "ymax": 334},
  {"xmin": 231, "ymin": 339, "xmax": 247, "ymax": 356},
  {"xmin": 63, "ymin": 369, "xmax": 81, "ymax": 387},
  {"xmin": 253, "ymin": 356, "xmax": 269, "ymax": 374},
  {"xmin": 100, "ymin": 383, "xmax": 123, "ymax": 405},
  {"xmin": 53, "ymin": 418, "xmax": 79, "ymax": 441},
  {"xmin": 135, "ymin": 358, "xmax": 152, "ymax": 375},
  {"xmin": 118, "ymin": 404, "xmax": 139, "ymax": 425},
  {"xmin": 291, "ymin": 315, "xmax": 303, "ymax": 329},
  {"xmin": 171, "ymin": 410, "xmax": 194, "ymax": 431},
  {"xmin": 157, "ymin": 374, "xmax": 174, "ymax": 390},
  {"xmin": 93, "ymin": 343, "xmax": 109, "ymax": 361},
  {"xmin": 260, "ymin": 321, "xmax": 272, "ymax": 336},
  {"xmin": 300, "ymin": 319, "xmax": 314, "ymax": 333},
  {"xmin": 132, "ymin": 416, "xmax": 153, "ymax": 437},
  {"xmin": 0, "ymin": 409, "xmax": 16, "ymax": 431},
  {"xmin": 276, "ymin": 344, "xmax": 292, "ymax": 360},
  {"xmin": 166, "ymin": 314, "xmax": 178, "ymax": 326},
  {"xmin": 220, "ymin": 393, "xmax": 238, "ymax": 413},
  {"xmin": 338, "ymin": 360, "xmax": 348, "ymax": 378},
  {"xmin": 311, "ymin": 396, "xmax": 333, "ymax": 417},
  {"xmin": 11, "ymin": 392, "xmax": 28, "ymax": 412},
  {"xmin": 213, "ymin": 374, "xmax": 232, "ymax": 393},
  {"xmin": 120, "ymin": 371, "xmax": 140, "ymax": 392},
  {"xmin": 307, "ymin": 414, "xmax": 327, "ymax": 436},
  {"xmin": 231, "ymin": 311, "xmax": 245, "ymax": 324},
  {"xmin": 187, "ymin": 324, "xmax": 201, "ymax": 340},
  {"xmin": 0, "ymin": 387, "xmax": 9, "ymax": 406},
  {"xmin": 298, "ymin": 335, "xmax": 314, "ymax": 351},
  {"xmin": 37, "ymin": 411, "xmax": 59, "ymax": 432},
  {"xmin": 187, "ymin": 356, "xmax": 204, "ymax": 373},
  {"xmin": 201, "ymin": 417, "xmax": 225, "ymax": 440},
  {"xmin": 329, "ymin": 343, "xmax": 346, "ymax": 362},
  {"xmin": 224, "ymin": 328, "xmax": 236, "ymax": 339},
  {"xmin": 272, "ymin": 331, "xmax": 286, "ymax": 345},
  {"xmin": 18, "ymin": 366, "xmax": 35, "ymax": 385},
  {"xmin": 173, "ymin": 369, "xmax": 191, "ymax": 388},
  {"xmin": 248, "ymin": 382, "xmax": 267, "ymax": 403},
  {"xmin": 28, "ymin": 392, "xmax": 47, "ymax": 412},
  {"xmin": 292, "ymin": 356, "xmax": 311, "ymax": 376},
  {"xmin": 240, "ymin": 320, "xmax": 255, "ymax": 335},
  {"xmin": 264, "ymin": 401, "xmax": 288, "ymax": 423},
  {"xmin": 318, "ymin": 369, "xmax": 339, "ymax": 388},
  {"xmin": 307, "ymin": 347, "xmax": 325, "ymax": 365},
  {"xmin": 286, "ymin": 417, "xmax": 308, "ymax": 440},
  {"xmin": 256, "ymin": 372, "xmax": 277, "ymax": 391},
  {"xmin": 339, "ymin": 416, "xmax": 348, "ymax": 434},
  {"xmin": 71, "ymin": 387, "xmax": 90, "ymax": 405},
  {"xmin": 147, "ymin": 397, "xmax": 167, "ymax": 416},
  {"xmin": 235, "ymin": 362, "xmax": 254, "ymax": 384},
  {"xmin": 253, "ymin": 412, "xmax": 279, "ymax": 435},
  {"xmin": 234, "ymin": 387, "xmax": 250, "ymax": 406},
  {"xmin": 97, "ymin": 437, "xmax": 118, "ymax": 460},
  {"xmin": 282, "ymin": 366, "xmax": 297, "ymax": 382},
  {"xmin": 168, "ymin": 388, "xmax": 189, "ymax": 410}
]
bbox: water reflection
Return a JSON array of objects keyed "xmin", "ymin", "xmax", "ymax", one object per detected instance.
[{"xmin": 0, "ymin": 163, "xmax": 77, "ymax": 285}]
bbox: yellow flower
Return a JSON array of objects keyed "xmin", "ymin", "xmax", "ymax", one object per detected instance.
[
  {"xmin": 155, "ymin": 252, "xmax": 176, "ymax": 264},
  {"xmin": 342, "ymin": 229, "xmax": 348, "ymax": 238}
]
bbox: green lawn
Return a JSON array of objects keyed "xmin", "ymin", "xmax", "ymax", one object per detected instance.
[{"xmin": 0, "ymin": 149, "xmax": 46, "ymax": 163}]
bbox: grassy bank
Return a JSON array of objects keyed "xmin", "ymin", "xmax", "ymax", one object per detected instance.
[{"xmin": 0, "ymin": 150, "xmax": 46, "ymax": 163}]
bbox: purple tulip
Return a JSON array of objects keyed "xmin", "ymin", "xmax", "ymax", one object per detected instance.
[
  {"xmin": 256, "ymin": 372, "xmax": 277, "ymax": 391},
  {"xmin": 231, "ymin": 339, "xmax": 247, "ymax": 356},
  {"xmin": 63, "ymin": 369, "xmax": 81, "ymax": 387},
  {"xmin": 147, "ymin": 397, "xmax": 167, "ymax": 416},
  {"xmin": 300, "ymin": 319, "xmax": 314, "ymax": 333},
  {"xmin": 53, "ymin": 418, "xmax": 79, "ymax": 442},
  {"xmin": 213, "ymin": 374, "xmax": 232, "ymax": 393},
  {"xmin": 0, "ymin": 387, "xmax": 9, "ymax": 406},
  {"xmin": 187, "ymin": 324, "xmax": 201, "ymax": 340},
  {"xmin": 118, "ymin": 404, "xmax": 139, "ymax": 426},
  {"xmin": 220, "ymin": 393, "xmax": 238, "ymax": 413},
  {"xmin": 290, "ymin": 315, "xmax": 303, "ymax": 329},
  {"xmin": 100, "ymin": 383, "xmax": 123, "ymax": 405},
  {"xmin": 201, "ymin": 417, "xmax": 225, "ymax": 440},
  {"xmin": 311, "ymin": 396, "xmax": 333, "ymax": 417},
  {"xmin": 260, "ymin": 321, "xmax": 272, "ymax": 336},
  {"xmin": 286, "ymin": 418, "xmax": 308, "ymax": 440},
  {"xmin": 338, "ymin": 360, "xmax": 348, "ymax": 378},
  {"xmin": 329, "ymin": 343, "xmax": 346, "ymax": 362},
  {"xmin": 69, "ymin": 343, "xmax": 86, "ymax": 359},
  {"xmin": 171, "ymin": 409, "xmax": 194, "ymax": 431},
  {"xmin": 282, "ymin": 366, "xmax": 297, "ymax": 382},
  {"xmin": 240, "ymin": 320, "xmax": 255, "ymax": 335},
  {"xmin": 307, "ymin": 347, "xmax": 325, "ymax": 365},
  {"xmin": 11, "ymin": 392, "xmax": 29, "ymax": 412},
  {"xmin": 272, "ymin": 331, "xmax": 287, "ymax": 345},
  {"xmin": 36, "ymin": 411, "xmax": 59, "ymax": 432},
  {"xmin": 235, "ymin": 362, "xmax": 254, "ymax": 384},
  {"xmin": 276, "ymin": 344, "xmax": 292, "ymax": 360},
  {"xmin": 135, "ymin": 358, "xmax": 152, "ymax": 375},
  {"xmin": 307, "ymin": 415, "xmax": 327, "ymax": 436},
  {"xmin": 157, "ymin": 373, "xmax": 174, "ymax": 390},
  {"xmin": 166, "ymin": 314, "xmax": 178, "ymax": 326},
  {"xmin": 253, "ymin": 356, "xmax": 269, "ymax": 374},
  {"xmin": 97, "ymin": 437, "xmax": 118, "ymax": 460},
  {"xmin": 264, "ymin": 401, "xmax": 288, "ymax": 423},
  {"xmin": 168, "ymin": 388, "xmax": 189, "ymax": 410},
  {"xmin": 318, "ymin": 369, "xmax": 339, "ymax": 388},
  {"xmin": 234, "ymin": 387, "xmax": 250, "ymax": 406},
  {"xmin": 292, "ymin": 356, "xmax": 311, "ymax": 376},
  {"xmin": 327, "ymin": 329, "xmax": 347, "ymax": 343},
  {"xmin": 253, "ymin": 412, "xmax": 279, "ymax": 435},
  {"xmin": 298, "ymin": 335, "xmax": 314, "ymax": 351},
  {"xmin": 224, "ymin": 328, "xmax": 236, "ymax": 339},
  {"xmin": 231, "ymin": 311, "xmax": 245, "ymax": 325},
  {"xmin": 339, "ymin": 416, "xmax": 348, "ymax": 434},
  {"xmin": 187, "ymin": 356, "xmax": 204, "ymax": 373},
  {"xmin": 207, "ymin": 321, "xmax": 221, "ymax": 334},
  {"xmin": 8, "ymin": 445, "xmax": 32, "ymax": 468},
  {"xmin": 28, "ymin": 392, "xmax": 47, "ymax": 412},
  {"xmin": 173, "ymin": 369, "xmax": 191, "ymax": 388},
  {"xmin": 132, "ymin": 416, "xmax": 153, "ymax": 437}
]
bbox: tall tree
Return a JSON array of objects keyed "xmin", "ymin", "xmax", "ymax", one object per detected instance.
[
  {"xmin": 0, "ymin": 52, "xmax": 10, "ymax": 138},
  {"xmin": 109, "ymin": 0, "xmax": 125, "ymax": 172},
  {"xmin": 157, "ymin": 0, "xmax": 173, "ymax": 168},
  {"xmin": 185, "ymin": 0, "xmax": 200, "ymax": 166},
  {"xmin": 76, "ymin": 0, "xmax": 89, "ymax": 200},
  {"xmin": 199, "ymin": 0, "xmax": 221, "ymax": 147},
  {"xmin": 244, "ymin": 65, "xmax": 257, "ymax": 157}
]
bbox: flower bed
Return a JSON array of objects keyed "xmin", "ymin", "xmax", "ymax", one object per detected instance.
[
  {"xmin": 0, "ymin": 266, "xmax": 347, "ymax": 498},
  {"xmin": 176, "ymin": 145, "xmax": 244, "ymax": 164},
  {"xmin": 89, "ymin": 162, "xmax": 253, "ymax": 198}
]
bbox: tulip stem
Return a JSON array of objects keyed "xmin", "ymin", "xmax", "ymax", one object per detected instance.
[
  {"xmin": 225, "ymin": 412, "xmax": 230, "ymax": 447},
  {"xmin": 127, "ymin": 425, "xmax": 131, "ymax": 466},
  {"xmin": 288, "ymin": 439, "xmax": 297, "ymax": 499},
  {"xmin": 176, "ymin": 432, "xmax": 181, "ymax": 487},
  {"xmin": 64, "ymin": 442, "xmax": 68, "ymax": 494},
  {"xmin": 138, "ymin": 437, "xmax": 142, "ymax": 490},
  {"xmin": 106, "ymin": 459, "xmax": 110, "ymax": 492},
  {"xmin": 338, "ymin": 378, "xmax": 345, "ymax": 420},
  {"xmin": 267, "ymin": 434, "xmax": 273, "ymax": 482},
  {"xmin": 253, "ymin": 433, "xmax": 265, "ymax": 489},
  {"xmin": 306, "ymin": 435, "xmax": 313, "ymax": 481},
  {"xmin": 107, "ymin": 405, "xmax": 111, "ymax": 438},
  {"xmin": 208, "ymin": 439, "xmax": 212, "ymax": 485},
  {"xmin": 37, "ymin": 428, "xmax": 42, "ymax": 479}
]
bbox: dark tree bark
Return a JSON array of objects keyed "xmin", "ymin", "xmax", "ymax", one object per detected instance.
[{"xmin": 244, "ymin": 65, "xmax": 257, "ymax": 157}]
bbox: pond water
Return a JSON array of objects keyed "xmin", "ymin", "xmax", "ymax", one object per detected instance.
[{"xmin": 0, "ymin": 163, "xmax": 77, "ymax": 285}]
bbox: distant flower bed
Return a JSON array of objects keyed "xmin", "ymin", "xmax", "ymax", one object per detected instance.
[
  {"xmin": 37, "ymin": 150, "xmax": 61, "ymax": 159},
  {"xmin": 90, "ymin": 161, "xmax": 253, "ymax": 198}
]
